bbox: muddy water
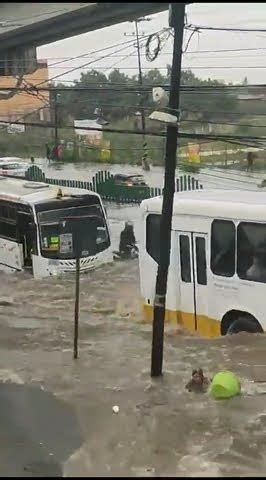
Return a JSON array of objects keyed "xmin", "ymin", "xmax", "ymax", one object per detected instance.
[
  {"xmin": 1, "ymin": 159, "xmax": 266, "ymax": 475},
  {"xmin": 1, "ymin": 259, "xmax": 266, "ymax": 476}
]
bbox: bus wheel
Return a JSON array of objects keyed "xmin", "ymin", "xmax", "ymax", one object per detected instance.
[{"xmin": 227, "ymin": 317, "xmax": 263, "ymax": 335}]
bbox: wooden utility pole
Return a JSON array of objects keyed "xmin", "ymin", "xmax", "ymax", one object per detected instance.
[{"xmin": 151, "ymin": 3, "xmax": 186, "ymax": 377}]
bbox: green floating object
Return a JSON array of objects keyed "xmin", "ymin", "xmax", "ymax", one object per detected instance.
[{"xmin": 209, "ymin": 371, "xmax": 241, "ymax": 399}]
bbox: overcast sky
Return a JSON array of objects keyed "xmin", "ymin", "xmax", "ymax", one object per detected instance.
[{"xmin": 37, "ymin": 3, "xmax": 266, "ymax": 85}]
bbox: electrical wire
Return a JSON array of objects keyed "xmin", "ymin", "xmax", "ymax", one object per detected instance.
[
  {"xmin": 35, "ymin": 97, "xmax": 266, "ymax": 131},
  {"xmin": 34, "ymin": 29, "xmax": 167, "ymax": 88},
  {"xmin": 0, "ymin": 38, "xmax": 151, "ymax": 130},
  {"xmin": 1, "ymin": 118, "xmax": 266, "ymax": 145},
  {"xmin": 3, "ymin": 46, "xmax": 266, "ymax": 63},
  {"xmin": 2, "ymin": 81, "xmax": 266, "ymax": 90},
  {"xmin": 185, "ymin": 23, "xmax": 266, "ymax": 33}
]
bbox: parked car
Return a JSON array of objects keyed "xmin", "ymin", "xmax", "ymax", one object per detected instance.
[{"xmin": 113, "ymin": 174, "xmax": 147, "ymax": 187}]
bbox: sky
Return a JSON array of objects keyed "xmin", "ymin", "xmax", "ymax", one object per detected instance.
[{"xmin": 37, "ymin": 3, "xmax": 266, "ymax": 85}]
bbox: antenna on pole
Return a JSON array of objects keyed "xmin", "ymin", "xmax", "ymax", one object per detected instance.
[{"xmin": 124, "ymin": 17, "xmax": 151, "ymax": 171}]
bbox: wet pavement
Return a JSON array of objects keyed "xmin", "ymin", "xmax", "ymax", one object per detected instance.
[
  {"xmin": 1, "ymin": 260, "xmax": 266, "ymax": 476},
  {"xmin": 0, "ymin": 383, "xmax": 82, "ymax": 477}
]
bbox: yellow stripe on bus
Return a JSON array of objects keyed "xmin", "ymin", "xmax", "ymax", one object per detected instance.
[{"xmin": 142, "ymin": 304, "xmax": 220, "ymax": 338}]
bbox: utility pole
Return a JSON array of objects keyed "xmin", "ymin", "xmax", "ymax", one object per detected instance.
[
  {"xmin": 54, "ymin": 90, "xmax": 58, "ymax": 150},
  {"xmin": 51, "ymin": 89, "xmax": 58, "ymax": 160},
  {"xmin": 151, "ymin": 3, "xmax": 185, "ymax": 377},
  {"xmin": 135, "ymin": 19, "xmax": 149, "ymax": 171},
  {"xmin": 125, "ymin": 18, "xmax": 150, "ymax": 171}
]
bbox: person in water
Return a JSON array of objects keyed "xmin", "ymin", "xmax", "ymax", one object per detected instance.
[
  {"xmin": 185, "ymin": 368, "xmax": 210, "ymax": 393},
  {"xmin": 119, "ymin": 221, "xmax": 137, "ymax": 257}
]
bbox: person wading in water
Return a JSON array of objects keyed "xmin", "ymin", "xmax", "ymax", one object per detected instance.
[{"xmin": 118, "ymin": 221, "xmax": 137, "ymax": 258}]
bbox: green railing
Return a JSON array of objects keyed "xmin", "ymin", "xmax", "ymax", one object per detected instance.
[
  {"xmin": 25, "ymin": 165, "xmax": 203, "ymax": 204},
  {"xmin": 25, "ymin": 166, "xmax": 163, "ymax": 204}
]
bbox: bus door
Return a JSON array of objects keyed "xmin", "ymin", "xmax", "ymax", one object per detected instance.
[
  {"xmin": 177, "ymin": 231, "xmax": 208, "ymax": 333},
  {"xmin": 17, "ymin": 211, "xmax": 36, "ymax": 269}
]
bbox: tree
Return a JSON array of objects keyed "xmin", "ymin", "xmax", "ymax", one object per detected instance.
[{"xmin": 54, "ymin": 67, "xmax": 239, "ymax": 126}]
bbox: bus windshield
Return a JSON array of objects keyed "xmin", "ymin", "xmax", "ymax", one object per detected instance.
[{"xmin": 37, "ymin": 203, "xmax": 110, "ymax": 259}]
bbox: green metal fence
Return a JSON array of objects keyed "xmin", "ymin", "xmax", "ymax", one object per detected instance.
[
  {"xmin": 25, "ymin": 165, "xmax": 203, "ymax": 204},
  {"xmin": 25, "ymin": 165, "xmax": 163, "ymax": 203}
]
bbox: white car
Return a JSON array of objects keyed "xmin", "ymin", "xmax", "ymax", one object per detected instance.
[{"xmin": 0, "ymin": 157, "xmax": 31, "ymax": 177}]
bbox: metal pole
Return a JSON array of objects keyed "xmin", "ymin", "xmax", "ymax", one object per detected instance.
[
  {"xmin": 151, "ymin": 3, "xmax": 185, "ymax": 377},
  {"xmin": 73, "ymin": 250, "xmax": 80, "ymax": 359},
  {"xmin": 135, "ymin": 20, "xmax": 149, "ymax": 171},
  {"xmin": 53, "ymin": 90, "xmax": 58, "ymax": 160}
]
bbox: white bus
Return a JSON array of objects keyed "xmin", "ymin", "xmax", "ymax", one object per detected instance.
[
  {"xmin": 139, "ymin": 189, "xmax": 266, "ymax": 337},
  {"xmin": 0, "ymin": 176, "xmax": 113, "ymax": 278}
]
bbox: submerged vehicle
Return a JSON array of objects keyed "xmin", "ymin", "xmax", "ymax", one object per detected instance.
[
  {"xmin": 113, "ymin": 174, "xmax": 147, "ymax": 187},
  {"xmin": 0, "ymin": 176, "xmax": 113, "ymax": 278},
  {"xmin": 139, "ymin": 189, "xmax": 266, "ymax": 337}
]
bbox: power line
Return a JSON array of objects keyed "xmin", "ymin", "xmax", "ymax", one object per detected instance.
[
  {"xmin": 186, "ymin": 23, "xmax": 266, "ymax": 33},
  {"xmin": 182, "ymin": 118, "xmax": 266, "ymax": 129},
  {"xmin": 34, "ymin": 29, "xmax": 167, "ymax": 88},
  {"xmin": 0, "ymin": 38, "xmax": 152, "ymax": 130},
  {"xmin": 9, "ymin": 64, "xmax": 266, "ymax": 71},
  {"xmin": 2, "ymin": 82, "xmax": 266, "ymax": 91},
  {"xmin": 182, "ymin": 108, "xmax": 266, "ymax": 117},
  {"xmin": 186, "ymin": 47, "xmax": 266, "ymax": 54},
  {"xmin": 1, "ymin": 118, "xmax": 266, "ymax": 144},
  {"xmin": 10, "ymin": 64, "xmax": 266, "ymax": 71},
  {"xmin": 42, "ymin": 98, "xmax": 266, "ymax": 130},
  {"xmin": 2, "ymin": 46, "xmax": 266, "ymax": 64},
  {"xmin": 48, "ymin": 36, "xmax": 145, "ymax": 68}
]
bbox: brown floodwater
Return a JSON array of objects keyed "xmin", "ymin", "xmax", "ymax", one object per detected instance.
[
  {"xmin": 1, "ymin": 159, "xmax": 266, "ymax": 476},
  {"xmin": 0, "ymin": 258, "xmax": 266, "ymax": 477}
]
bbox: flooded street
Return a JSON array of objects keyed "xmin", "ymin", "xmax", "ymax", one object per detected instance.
[
  {"xmin": 1, "ymin": 260, "xmax": 266, "ymax": 476},
  {"xmin": 1, "ymin": 159, "xmax": 266, "ymax": 476}
]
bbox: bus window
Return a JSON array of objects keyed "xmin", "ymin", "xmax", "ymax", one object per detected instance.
[
  {"xmin": 0, "ymin": 221, "xmax": 16, "ymax": 240},
  {"xmin": 146, "ymin": 214, "xmax": 161, "ymax": 263},
  {"xmin": 237, "ymin": 222, "xmax": 266, "ymax": 283},
  {"xmin": 211, "ymin": 220, "xmax": 235, "ymax": 277},
  {"xmin": 196, "ymin": 237, "xmax": 207, "ymax": 285},
  {"xmin": 179, "ymin": 235, "xmax": 191, "ymax": 283},
  {"xmin": 0, "ymin": 204, "xmax": 17, "ymax": 240}
]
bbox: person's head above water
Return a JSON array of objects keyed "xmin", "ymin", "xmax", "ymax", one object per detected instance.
[
  {"xmin": 185, "ymin": 368, "xmax": 210, "ymax": 393},
  {"xmin": 125, "ymin": 221, "xmax": 133, "ymax": 230},
  {"xmin": 192, "ymin": 368, "xmax": 204, "ymax": 384}
]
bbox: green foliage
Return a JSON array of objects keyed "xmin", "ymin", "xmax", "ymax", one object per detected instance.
[{"xmin": 55, "ymin": 68, "xmax": 238, "ymax": 125}]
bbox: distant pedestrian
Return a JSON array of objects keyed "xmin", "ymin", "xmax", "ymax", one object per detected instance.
[
  {"xmin": 247, "ymin": 151, "xmax": 256, "ymax": 172},
  {"xmin": 46, "ymin": 143, "xmax": 51, "ymax": 160},
  {"xmin": 30, "ymin": 156, "xmax": 35, "ymax": 164}
]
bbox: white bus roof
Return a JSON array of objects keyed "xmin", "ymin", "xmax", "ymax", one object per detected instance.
[
  {"xmin": 0, "ymin": 176, "xmax": 100, "ymax": 205},
  {"xmin": 140, "ymin": 189, "xmax": 266, "ymax": 223}
]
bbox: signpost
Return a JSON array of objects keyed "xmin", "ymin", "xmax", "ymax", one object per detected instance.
[{"xmin": 60, "ymin": 219, "xmax": 83, "ymax": 360}]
